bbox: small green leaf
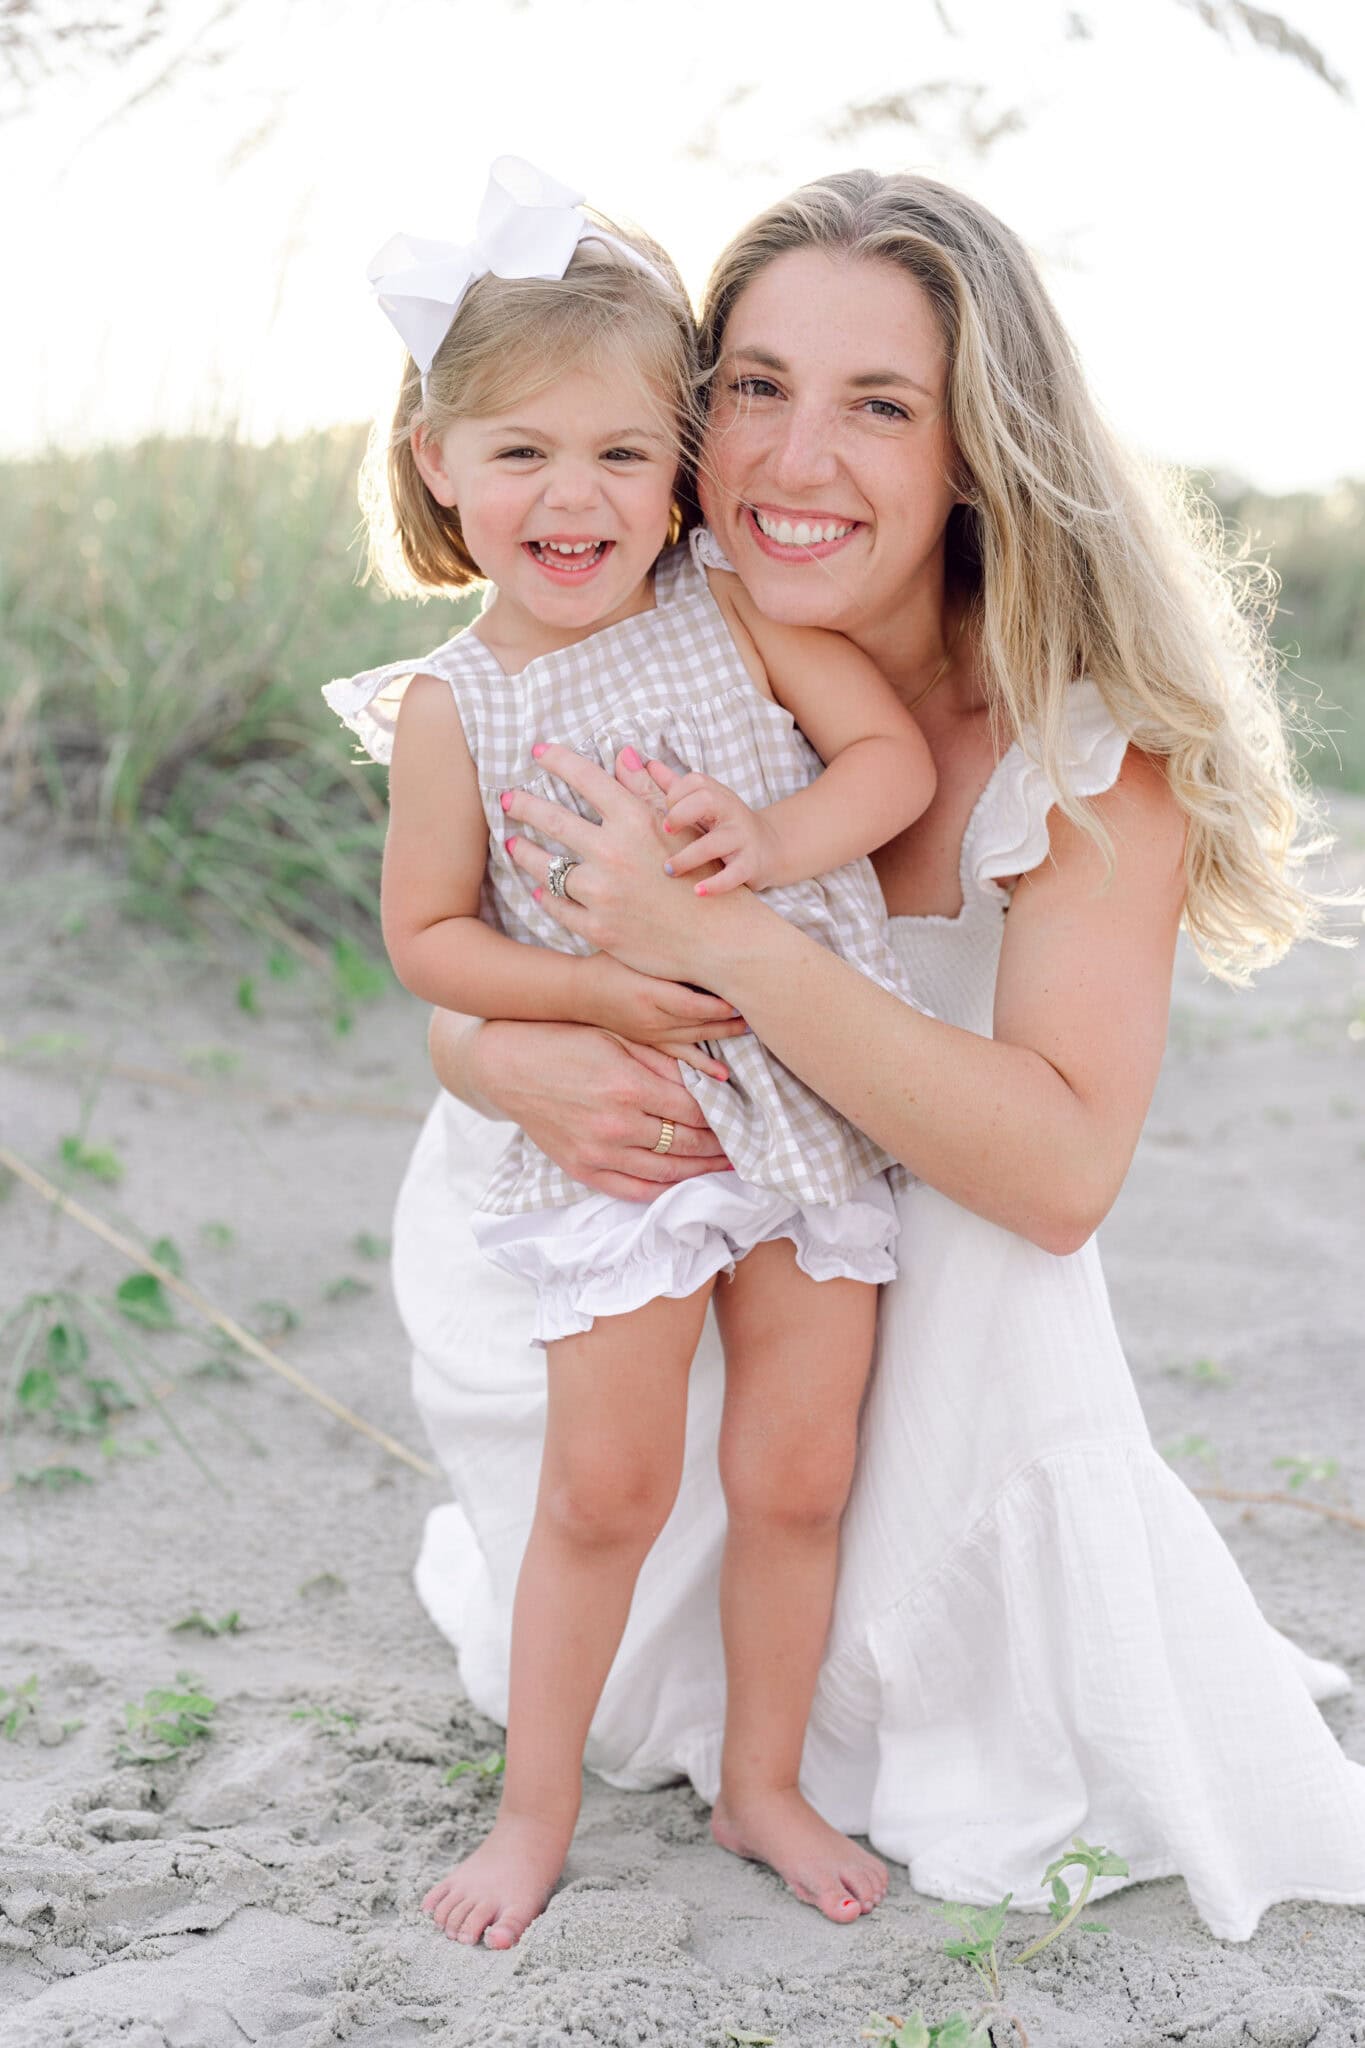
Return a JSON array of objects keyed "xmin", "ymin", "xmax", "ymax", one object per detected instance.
[
  {"xmin": 1078, "ymin": 1920, "xmax": 1110, "ymax": 1933},
  {"xmin": 115, "ymin": 1274, "xmax": 175, "ymax": 1330},
  {"xmin": 170, "ymin": 1609, "xmax": 242, "ymax": 1637},
  {"xmin": 199, "ymin": 1221, "xmax": 235, "ymax": 1250},
  {"xmin": 351, "ymin": 1232, "xmax": 390, "ymax": 1261},
  {"xmin": 323, "ymin": 1274, "xmax": 372, "ymax": 1302},
  {"xmin": 236, "ymin": 976, "xmax": 260, "ymax": 1016},
  {"xmin": 251, "ymin": 1300, "xmax": 299, "ymax": 1337},
  {"xmin": 46, "ymin": 1321, "xmax": 89, "ymax": 1372},
  {"xmin": 18, "ymin": 1366, "xmax": 59, "ymax": 1412},
  {"xmin": 267, "ymin": 948, "xmax": 298, "ymax": 982},
  {"xmin": 149, "ymin": 1236, "xmax": 183, "ymax": 1276},
  {"xmin": 58, "ymin": 1135, "xmax": 122, "ymax": 1184},
  {"xmin": 16, "ymin": 1465, "xmax": 95, "ymax": 1490},
  {"xmin": 331, "ymin": 937, "xmax": 389, "ymax": 1004}
]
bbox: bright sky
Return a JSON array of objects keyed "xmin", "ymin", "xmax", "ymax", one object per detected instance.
[{"xmin": 6, "ymin": 0, "xmax": 1362, "ymax": 492}]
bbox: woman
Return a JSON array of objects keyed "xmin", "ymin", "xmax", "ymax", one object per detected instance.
[{"xmin": 394, "ymin": 170, "xmax": 1365, "ymax": 1943}]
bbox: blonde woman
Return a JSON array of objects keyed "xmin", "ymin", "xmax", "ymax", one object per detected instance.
[{"xmin": 398, "ymin": 170, "xmax": 1365, "ymax": 1944}]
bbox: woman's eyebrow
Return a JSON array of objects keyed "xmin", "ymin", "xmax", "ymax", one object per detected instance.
[
  {"xmin": 847, "ymin": 369, "xmax": 936, "ymax": 400},
  {"xmin": 728, "ymin": 346, "xmax": 935, "ymax": 402}
]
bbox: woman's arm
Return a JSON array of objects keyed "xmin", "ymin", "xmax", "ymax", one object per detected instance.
[
  {"xmin": 384, "ymin": 676, "xmax": 743, "ymax": 1077},
  {"xmin": 502, "ymin": 745, "xmax": 1187, "ymax": 1252}
]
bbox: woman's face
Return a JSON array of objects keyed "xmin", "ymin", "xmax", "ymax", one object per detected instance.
[{"xmin": 700, "ymin": 249, "xmax": 962, "ymax": 637}]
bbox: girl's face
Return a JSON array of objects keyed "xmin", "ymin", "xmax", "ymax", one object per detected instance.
[
  {"xmin": 414, "ymin": 347, "xmax": 679, "ymax": 639},
  {"xmin": 700, "ymin": 250, "xmax": 962, "ymax": 638}
]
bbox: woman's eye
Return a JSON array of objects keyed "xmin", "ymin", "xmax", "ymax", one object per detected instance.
[
  {"xmin": 862, "ymin": 398, "xmax": 910, "ymax": 422},
  {"xmin": 729, "ymin": 376, "xmax": 781, "ymax": 399}
]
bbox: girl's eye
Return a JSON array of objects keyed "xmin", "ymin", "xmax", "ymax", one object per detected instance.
[
  {"xmin": 862, "ymin": 398, "xmax": 911, "ymax": 422},
  {"xmin": 497, "ymin": 447, "xmax": 542, "ymax": 461},
  {"xmin": 602, "ymin": 448, "xmax": 647, "ymax": 463}
]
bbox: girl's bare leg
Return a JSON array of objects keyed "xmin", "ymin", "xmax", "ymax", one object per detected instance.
[
  {"xmin": 422, "ymin": 1282, "xmax": 713, "ymax": 1949},
  {"xmin": 711, "ymin": 1239, "xmax": 887, "ymax": 1923}
]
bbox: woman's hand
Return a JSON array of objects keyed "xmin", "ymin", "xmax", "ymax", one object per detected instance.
[
  {"xmin": 501, "ymin": 743, "xmax": 760, "ymax": 985},
  {"xmin": 447, "ymin": 1016, "xmax": 734, "ymax": 1203}
]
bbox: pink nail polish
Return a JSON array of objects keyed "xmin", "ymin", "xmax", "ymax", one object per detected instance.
[
  {"xmin": 663, "ymin": 820, "xmax": 673, "ymax": 833},
  {"xmin": 532, "ymin": 886, "xmax": 543, "ymax": 901},
  {"xmin": 620, "ymin": 745, "xmax": 642, "ymax": 770},
  {"xmin": 531, "ymin": 743, "xmax": 547, "ymax": 759},
  {"xmin": 695, "ymin": 883, "xmax": 707, "ymax": 897},
  {"xmin": 500, "ymin": 791, "xmax": 513, "ymax": 812},
  {"xmin": 505, "ymin": 836, "xmax": 518, "ymax": 853}
]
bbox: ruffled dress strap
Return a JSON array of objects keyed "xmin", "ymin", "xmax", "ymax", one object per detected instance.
[
  {"xmin": 964, "ymin": 679, "xmax": 1130, "ymax": 901},
  {"xmin": 321, "ymin": 630, "xmax": 491, "ymax": 767},
  {"xmin": 689, "ymin": 525, "xmax": 737, "ymax": 576}
]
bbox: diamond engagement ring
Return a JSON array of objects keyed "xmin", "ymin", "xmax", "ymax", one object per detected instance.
[
  {"xmin": 545, "ymin": 853, "xmax": 582, "ymax": 901},
  {"xmin": 651, "ymin": 1119, "xmax": 676, "ymax": 1155}
]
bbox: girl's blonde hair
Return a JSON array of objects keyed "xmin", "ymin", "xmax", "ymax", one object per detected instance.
[
  {"xmin": 700, "ymin": 170, "xmax": 1326, "ymax": 982},
  {"xmin": 362, "ymin": 217, "xmax": 699, "ymax": 597}
]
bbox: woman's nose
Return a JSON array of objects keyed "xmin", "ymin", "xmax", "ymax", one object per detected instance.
[{"xmin": 769, "ymin": 407, "xmax": 839, "ymax": 493}]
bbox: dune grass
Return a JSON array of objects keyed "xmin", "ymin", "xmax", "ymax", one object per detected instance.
[
  {"xmin": 0, "ymin": 434, "xmax": 1359, "ymax": 1003},
  {"xmin": 0, "ymin": 428, "xmax": 474, "ymax": 1000}
]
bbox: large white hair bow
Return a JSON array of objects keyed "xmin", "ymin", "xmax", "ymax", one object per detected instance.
[{"xmin": 367, "ymin": 155, "xmax": 668, "ymax": 397}]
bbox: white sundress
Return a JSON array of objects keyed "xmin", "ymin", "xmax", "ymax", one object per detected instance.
[
  {"xmin": 324, "ymin": 527, "xmax": 918, "ymax": 1343},
  {"xmin": 390, "ymin": 675, "xmax": 1365, "ymax": 1943}
]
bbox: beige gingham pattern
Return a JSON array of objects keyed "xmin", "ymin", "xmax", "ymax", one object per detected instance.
[{"xmin": 323, "ymin": 530, "xmax": 920, "ymax": 1216}]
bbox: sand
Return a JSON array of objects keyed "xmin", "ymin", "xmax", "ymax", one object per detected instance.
[{"xmin": 1, "ymin": 804, "xmax": 1363, "ymax": 2048}]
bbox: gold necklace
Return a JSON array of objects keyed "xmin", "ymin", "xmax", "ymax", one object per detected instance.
[{"xmin": 903, "ymin": 604, "xmax": 968, "ymax": 713}]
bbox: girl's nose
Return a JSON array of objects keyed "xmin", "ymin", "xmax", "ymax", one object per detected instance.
[
  {"xmin": 542, "ymin": 463, "xmax": 601, "ymax": 512},
  {"xmin": 769, "ymin": 406, "xmax": 839, "ymax": 494}
]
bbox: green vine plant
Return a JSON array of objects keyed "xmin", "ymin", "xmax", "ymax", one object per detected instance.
[{"xmin": 864, "ymin": 1838, "xmax": 1129, "ymax": 2048}]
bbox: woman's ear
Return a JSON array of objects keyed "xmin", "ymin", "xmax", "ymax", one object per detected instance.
[{"xmin": 411, "ymin": 422, "xmax": 458, "ymax": 508}]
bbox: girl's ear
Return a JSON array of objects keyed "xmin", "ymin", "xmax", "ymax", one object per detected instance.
[{"xmin": 411, "ymin": 422, "xmax": 458, "ymax": 508}]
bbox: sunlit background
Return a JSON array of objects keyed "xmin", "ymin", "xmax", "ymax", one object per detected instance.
[
  {"xmin": 6, "ymin": 0, "xmax": 1364, "ymax": 490},
  {"xmin": 2, "ymin": 0, "xmax": 1361, "ymax": 993}
]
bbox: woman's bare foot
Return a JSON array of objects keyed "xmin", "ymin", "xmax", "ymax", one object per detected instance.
[
  {"xmin": 421, "ymin": 1810, "xmax": 573, "ymax": 1950},
  {"xmin": 711, "ymin": 1787, "xmax": 888, "ymax": 1922}
]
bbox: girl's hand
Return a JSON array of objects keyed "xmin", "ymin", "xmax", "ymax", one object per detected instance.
[
  {"xmin": 463, "ymin": 1019, "xmax": 733, "ymax": 1202},
  {"xmin": 654, "ymin": 768, "xmax": 780, "ymax": 895},
  {"xmin": 578, "ymin": 953, "xmax": 745, "ymax": 1080}
]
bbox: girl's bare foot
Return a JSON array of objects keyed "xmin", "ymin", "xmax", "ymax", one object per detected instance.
[
  {"xmin": 421, "ymin": 1810, "xmax": 573, "ymax": 1949},
  {"xmin": 711, "ymin": 1787, "xmax": 888, "ymax": 1922}
]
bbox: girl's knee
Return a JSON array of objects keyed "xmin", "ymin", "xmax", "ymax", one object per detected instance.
[
  {"xmin": 719, "ymin": 1433, "xmax": 857, "ymax": 1532},
  {"xmin": 540, "ymin": 1453, "xmax": 679, "ymax": 1553}
]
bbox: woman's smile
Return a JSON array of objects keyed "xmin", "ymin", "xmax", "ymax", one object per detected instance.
[{"xmin": 745, "ymin": 504, "xmax": 865, "ymax": 560}]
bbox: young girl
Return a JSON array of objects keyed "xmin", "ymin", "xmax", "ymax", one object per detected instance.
[{"xmin": 324, "ymin": 157, "xmax": 937, "ymax": 1951}]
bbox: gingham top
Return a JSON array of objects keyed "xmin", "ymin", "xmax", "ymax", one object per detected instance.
[{"xmin": 323, "ymin": 528, "xmax": 919, "ymax": 1217}]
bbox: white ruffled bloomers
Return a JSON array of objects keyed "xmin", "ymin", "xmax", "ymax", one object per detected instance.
[{"xmin": 471, "ymin": 1169, "xmax": 899, "ymax": 1345}]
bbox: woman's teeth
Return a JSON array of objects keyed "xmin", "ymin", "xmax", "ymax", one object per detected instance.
[{"xmin": 753, "ymin": 511, "xmax": 855, "ymax": 547}]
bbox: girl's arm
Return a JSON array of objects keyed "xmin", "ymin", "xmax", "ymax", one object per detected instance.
[
  {"xmin": 383, "ymin": 676, "xmax": 744, "ymax": 1077},
  {"xmin": 652, "ymin": 574, "xmax": 936, "ymax": 894},
  {"xmin": 500, "ymin": 745, "xmax": 1188, "ymax": 1253}
]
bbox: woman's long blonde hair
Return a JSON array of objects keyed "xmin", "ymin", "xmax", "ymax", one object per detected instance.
[
  {"xmin": 361, "ymin": 218, "xmax": 698, "ymax": 596},
  {"xmin": 700, "ymin": 170, "xmax": 1327, "ymax": 982}
]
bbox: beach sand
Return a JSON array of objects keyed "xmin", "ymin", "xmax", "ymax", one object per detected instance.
[{"xmin": 2, "ymin": 804, "xmax": 1362, "ymax": 2048}]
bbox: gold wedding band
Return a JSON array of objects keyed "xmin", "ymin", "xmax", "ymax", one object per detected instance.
[{"xmin": 651, "ymin": 1118, "xmax": 676, "ymax": 1156}]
